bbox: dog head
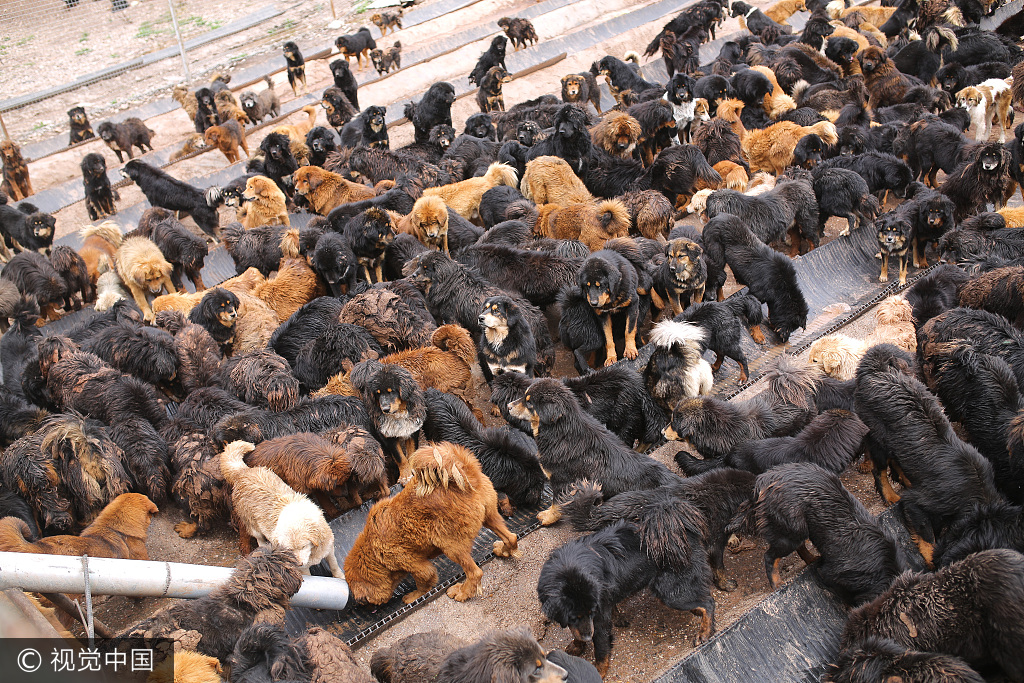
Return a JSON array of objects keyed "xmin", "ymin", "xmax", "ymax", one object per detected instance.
[
  {"xmin": 306, "ymin": 127, "xmax": 337, "ymax": 156},
  {"xmin": 577, "ymin": 254, "xmax": 621, "ymax": 309},
  {"xmin": 667, "ymin": 73, "xmax": 696, "ymax": 105},
  {"xmin": 410, "ymin": 195, "xmax": 448, "ymax": 247},
  {"xmin": 938, "ymin": 63, "xmax": 966, "ymax": 93},
  {"xmin": 199, "ymin": 287, "xmax": 239, "ymax": 328},
  {"xmin": 369, "ymin": 49, "xmax": 386, "ymax": 70},
  {"xmin": 292, "ymin": 166, "xmax": 324, "ymax": 196},
  {"xmin": 260, "ymin": 132, "xmax": 292, "ymax": 162},
  {"xmin": 662, "ymin": 398, "xmax": 705, "ymax": 444},
  {"xmin": 27, "ymin": 212, "xmax": 56, "ymax": 244},
  {"xmin": 875, "ymin": 213, "xmax": 911, "ymax": 252},
  {"xmin": 857, "ymin": 46, "xmax": 886, "ymax": 74},
  {"xmin": 665, "ymin": 238, "xmax": 704, "ymax": 284},
  {"xmin": 561, "ymin": 74, "xmax": 586, "ymax": 100},
  {"xmin": 204, "ymin": 126, "xmax": 225, "ymax": 148},
  {"xmin": 597, "ymin": 112, "xmax": 642, "ymax": 156},
  {"xmin": 555, "ymin": 104, "xmax": 588, "ymax": 140},
  {"xmin": 469, "ymin": 629, "xmax": 569, "ymax": 683},
  {"xmin": 955, "ymin": 86, "xmax": 983, "ymax": 111},
  {"xmin": 243, "ymin": 176, "xmax": 283, "ymax": 204},
  {"xmin": 428, "ymin": 124, "xmax": 456, "ymax": 150},
  {"xmin": 404, "ymin": 249, "xmax": 452, "ymax": 292},
  {"xmin": 129, "ymin": 249, "xmax": 173, "ymax": 294},
  {"xmin": 490, "ymin": 34, "xmax": 507, "ymax": 59},
  {"xmin": 0, "ymin": 139, "xmax": 22, "ymax": 165},
  {"xmin": 350, "ymin": 360, "xmax": 417, "ymax": 416},
  {"xmin": 497, "ymin": 16, "xmax": 512, "ymax": 30},
  {"xmin": 516, "ymin": 121, "xmax": 542, "ymax": 147},
  {"xmin": 426, "ymin": 81, "xmax": 456, "ymax": 106},
  {"xmin": 464, "ymin": 112, "xmax": 495, "ymax": 140},
  {"xmin": 195, "ymin": 87, "xmax": 216, "ymax": 109},
  {"xmin": 97, "ymin": 122, "xmax": 117, "ymax": 143},
  {"xmin": 793, "ymin": 133, "xmax": 825, "ymax": 169},
  {"xmin": 67, "ymin": 106, "xmax": 89, "ymax": 126},
  {"xmin": 80, "ymin": 152, "xmax": 107, "ymax": 178},
  {"xmin": 312, "ymin": 232, "xmax": 356, "ymax": 296},
  {"xmin": 479, "ymin": 295, "xmax": 516, "ymax": 342},
  {"xmin": 364, "ymin": 106, "xmax": 387, "ymax": 133},
  {"xmin": 371, "ymin": 12, "xmax": 385, "ymax": 27},
  {"xmin": 537, "ymin": 559, "xmax": 601, "ymax": 645},
  {"xmin": 808, "ymin": 335, "xmax": 862, "ymax": 379},
  {"xmin": 282, "ymin": 41, "xmax": 301, "ymax": 61},
  {"xmin": 923, "ymin": 194, "xmax": 955, "ymax": 230},
  {"xmin": 976, "ymin": 143, "xmax": 1006, "ymax": 173},
  {"xmin": 507, "ymin": 378, "xmax": 574, "ymax": 436}
]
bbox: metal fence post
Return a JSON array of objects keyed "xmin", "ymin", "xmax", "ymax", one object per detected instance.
[{"xmin": 167, "ymin": 0, "xmax": 192, "ymax": 83}]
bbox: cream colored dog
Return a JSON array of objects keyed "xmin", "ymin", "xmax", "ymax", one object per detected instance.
[
  {"xmin": 220, "ymin": 440, "xmax": 344, "ymax": 578},
  {"xmin": 808, "ymin": 334, "xmax": 867, "ymax": 380},
  {"xmin": 808, "ymin": 296, "xmax": 916, "ymax": 379}
]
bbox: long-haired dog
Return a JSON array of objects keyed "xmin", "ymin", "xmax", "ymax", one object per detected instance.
[
  {"xmin": 827, "ymin": 637, "xmax": 987, "ymax": 683},
  {"xmin": 677, "ymin": 293, "xmax": 766, "ymax": 381},
  {"xmin": 377, "ymin": 324, "xmax": 477, "ymax": 406},
  {"xmin": 476, "ymin": 65, "xmax": 511, "ymax": 113},
  {"xmin": 50, "ymin": 244, "xmax": 92, "ymax": 310},
  {"xmin": 120, "ymin": 546, "xmax": 304, "ymax": 660},
  {"xmin": 741, "ymin": 120, "xmax": 838, "ymax": 176},
  {"xmin": 220, "ymin": 440, "xmax": 343, "ymax": 577},
  {"xmin": 507, "ymin": 378, "xmax": 678, "ymax": 525},
  {"xmin": 645, "ymin": 320, "xmax": 713, "ymax": 412},
  {"xmin": 350, "ymin": 359, "xmax": 426, "ymax": 480},
  {"xmin": 370, "ymin": 41, "xmax": 402, "ymax": 76},
  {"xmin": 859, "ymin": 46, "xmax": 915, "ymax": 109},
  {"xmin": 77, "ymin": 220, "xmax": 122, "ymax": 285},
  {"xmin": 729, "ymin": 462, "xmax": 904, "ymax": 604},
  {"xmin": 97, "ymin": 117, "xmax": 156, "ymax": 162},
  {"xmin": 0, "ymin": 492, "xmax": 157, "ymax": 559},
  {"xmin": 204, "ymin": 119, "xmax": 249, "ymax": 163},
  {"xmin": 120, "ymin": 160, "xmax": 220, "ymax": 239},
  {"xmin": 521, "ymin": 155, "xmax": 593, "ymax": 206},
  {"xmin": 188, "ymin": 287, "xmax": 238, "ymax": 350},
  {"xmin": 114, "ymin": 235, "xmax": 176, "ymax": 322},
  {"xmin": 704, "ymin": 179, "xmax": 820, "ymax": 256},
  {"xmin": 868, "ymin": 295, "xmax": 916, "ymax": 352},
  {"xmin": 0, "ymin": 140, "xmax": 32, "ymax": 201},
  {"xmin": 283, "ymin": 41, "xmax": 307, "ymax": 95},
  {"xmin": 809, "ymin": 334, "xmax": 868, "ymax": 380},
  {"xmin": 956, "ymin": 78, "xmax": 1013, "ymax": 143},
  {"xmin": 293, "ymin": 165, "xmax": 374, "ymax": 215},
  {"xmin": 396, "ymin": 195, "xmax": 451, "ymax": 254},
  {"xmin": 526, "ymin": 103, "xmax": 594, "ymax": 175},
  {"xmin": 561, "ymin": 72, "xmax": 602, "ymax": 113},
  {"xmin": 592, "ymin": 112, "xmax": 642, "ymax": 159},
  {"xmin": 478, "ymin": 295, "xmax": 537, "ymax": 381},
  {"xmin": 344, "ymin": 442, "xmax": 521, "ymax": 604},
  {"xmin": 240, "ymin": 75, "xmax": 281, "ymax": 123},
  {"xmin": 136, "ymin": 207, "xmax": 208, "ymax": 291},
  {"xmin": 537, "ymin": 199, "xmax": 631, "ymax": 252},
  {"xmin": 240, "ymin": 175, "xmax": 290, "ymax": 228},
  {"xmin": 81, "ymin": 152, "xmax": 118, "ymax": 221},
  {"xmin": 422, "ymin": 162, "xmax": 518, "ymax": 221},
  {"xmin": 940, "ymin": 142, "xmax": 1009, "ymax": 220},
  {"xmin": 841, "ymin": 549, "xmax": 1024, "ymax": 681}
]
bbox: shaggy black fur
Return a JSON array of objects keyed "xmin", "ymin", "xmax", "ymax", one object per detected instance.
[
  {"xmin": 257, "ymin": 133, "xmax": 300, "ymax": 195},
  {"xmin": 81, "ymin": 152, "xmax": 118, "ymax": 221},
  {"xmin": 677, "ymin": 294, "xmax": 765, "ymax": 382},
  {"xmin": 220, "ymin": 223, "xmax": 285, "ymax": 276},
  {"xmin": 811, "ymin": 167, "xmax": 879, "ymax": 237},
  {"xmin": 892, "ymin": 118, "xmax": 972, "ymax": 189},
  {"xmin": 405, "ymin": 82, "xmax": 457, "ymax": 145},
  {"xmin": 120, "ymin": 160, "xmax": 219, "ymax": 238},
  {"xmin": 904, "ymin": 264, "xmax": 970, "ymax": 327},
  {"xmin": 815, "ymin": 152, "xmax": 913, "ymax": 198},
  {"xmin": 305, "ymin": 126, "xmax": 339, "ymax": 168},
  {"xmin": 525, "ymin": 104, "xmax": 593, "ymax": 176},
  {"xmin": 329, "ymin": 58, "xmax": 360, "ymax": 111},
  {"xmin": 340, "ymin": 105, "xmax": 389, "ymax": 150},
  {"xmin": 940, "ymin": 142, "xmax": 1010, "ymax": 221},
  {"xmin": 188, "ymin": 288, "xmax": 238, "ymax": 351},
  {"xmin": 704, "ymin": 180, "xmax": 819, "ymax": 254}
]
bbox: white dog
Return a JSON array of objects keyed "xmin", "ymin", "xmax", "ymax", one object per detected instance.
[{"xmin": 956, "ymin": 78, "xmax": 1013, "ymax": 143}]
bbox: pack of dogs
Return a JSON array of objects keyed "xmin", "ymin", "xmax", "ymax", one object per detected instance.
[{"xmin": 4, "ymin": 0, "xmax": 1024, "ymax": 679}]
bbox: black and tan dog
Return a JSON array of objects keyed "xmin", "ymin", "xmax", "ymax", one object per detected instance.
[
  {"xmin": 0, "ymin": 140, "xmax": 33, "ymax": 201},
  {"xmin": 335, "ymin": 28, "xmax": 376, "ymax": 70},
  {"xmin": 498, "ymin": 16, "xmax": 539, "ymax": 50},
  {"xmin": 477, "ymin": 295, "xmax": 537, "ymax": 381},
  {"xmin": 97, "ymin": 118, "xmax": 155, "ymax": 163},
  {"xmin": 370, "ymin": 41, "xmax": 402, "ymax": 76},
  {"xmin": 282, "ymin": 41, "xmax": 307, "ymax": 96},
  {"xmin": 67, "ymin": 106, "xmax": 95, "ymax": 145},
  {"xmin": 875, "ymin": 211, "xmax": 912, "ymax": 286},
  {"xmin": 561, "ymin": 72, "xmax": 602, "ymax": 113},
  {"xmin": 81, "ymin": 153, "xmax": 118, "ymax": 221},
  {"xmin": 371, "ymin": 9, "xmax": 402, "ymax": 36},
  {"xmin": 578, "ymin": 238, "xmax": 644, "ymax": 366},
  {"xmin": 651, "ymin": 237, "xmax": 706, "ymax": 318},
  {"xmin": 476, "ymin": 66, "xmax": 512, "ymax": 113}
]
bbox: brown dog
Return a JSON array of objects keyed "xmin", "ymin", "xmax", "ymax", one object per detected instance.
[
  {"xmin": 204, "ymin": 119, "xmax": 250, "ymax": 163},
  {"xmin": 396, "ymin": 195, "xmax": 450, "ymax": 253},
  {"xmin": 77, "ymin": 220, "xmax": 123, "ymax": 285},
  {"xmin": 521, "ymin": 155, "xmax": 594, "ymax": 206},
  {"xmin": 215, "ymin": 89, "xmax": 250, "ymax": 127},
  {"xmin": 0, "ymin": 493, "xmax": 158, "ymax": 559},
  {"xmin": 381, "ymin": 324, "xmax": 478, "ymax": 404},
  {"xmin": 0, "ymin": 139, "xmax": 33, "ymax": 200},
  {"xmin": 422, "ymin": 162, "xmax": 518, "ymax": 220},
  {"xmin": 344, "ymin": 442, "xmax": 521, "ymax": 604},
  {"xmin": 535, "ymin": 199, "xmax": 631, "ymax": 251},
  {"xmin": 859, "ymin": 46, "xmax": 914, "ymax": 109},
  {"xmin": 273, "ymin": 105, "xmax": 319, "ymax": 145},
  {"xmin": 240, "ymin": 176, "xmax": 289, "ymax": 228},
  {"xmin": 592, "ymin": 112, "xmax": 642, "ymax": 159},
  {"xmin": 115, "ymin": 235, "xmax": 176, "ymax": 322},
  {"xmin": 371, "ymin": 10, "xmax": 403, "ymax": 35},
  {"xmin": 293, "ymin": 166, "xmax": 375, "ymax": 215},
  {"xmin": 245, "ymin": 432, "xmax": 356, "ymax": 518}
]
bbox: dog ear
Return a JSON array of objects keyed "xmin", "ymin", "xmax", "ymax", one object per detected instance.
[
  {"xmin": 349, "ymin": 359, "xmax": 381, "ymax": 392},
  {"xmin": 533, "ymin": 391, "xmax": 565, "ymax": 424},
  {"xmin": 306, "ymin": 171, "xmax": 322, "ymax": 191}
]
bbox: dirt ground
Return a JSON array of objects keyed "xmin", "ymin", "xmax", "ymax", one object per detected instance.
[{"xmin": 13, "ymin": 0, "xmax": 1011, "ymax": 679}]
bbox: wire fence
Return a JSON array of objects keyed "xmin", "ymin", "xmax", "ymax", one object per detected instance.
[{"xmin": 0, "ymin": 0, "xmax": 349, "ymax": 148}]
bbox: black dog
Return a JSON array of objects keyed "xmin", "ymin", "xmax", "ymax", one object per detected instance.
[
  {"xmin": 677, "ymin": 294, "xmax": 766, "ymax": 382},
  {"xmin": 701, "ymin": 214, "xmax": 809, "ymax": 342},
  {"xmin": 311, "ymin": 231, "xmax": 358, "ymax": 296},
  {"xmin": 940, "ymin": 142, "xmax": 1010, "ymax": 221},
  {"xmin": 334, "ymin": 28, "xmax": 376, "ymax": 71},
  {"xmin": 370, "ymin": 41, "xmax": 402, "ymax": 76},
  {"xmin": 80, "ymin": 153, "xmax": 118, "ymax": 221},
  {"xmin": 730, "ymin": 462, "xmax": 904, "ymax": 604},
  {"xmin": 256, "ymin": 133, "xmax": 299, "ymax": 195},
  {"xmin": 135, "ymin": 207, "xmax": 209, "ymax": 291},
  {"xmin": 526, "ymin": 104, "xmax": 593, "ymax": 176},
  {"xmin": 816, "ymin": 151, "xmax": 913, "ymax": 198},
  {"xmin": 934, "ymin": 500, "xmax": 1024, "ymax": 567},
  {"xmin": 405, "ymin": 82, "xmax": 456, "ymax": 144},
  {"xmin": 538, "ymin": 515, "xmax": 714, "ymax": 677},
  {"xmin": 282, "ymin": 41, "xmax": 307, "ymax": 96},
  {"xmin": 67, "ymin": 106, "xmax": 95, "ymax": 145},
  {"xmin": 829, "ymin": 636, "xmax": 988, "ymax": 683},
  {"xmin": 596, "ymin": 55, "xmax": 661, "ymax": 102},
  {"xmin": 97, "ymin": 118, "xmax": 155, "ymax": 162},
  {"xmin": 120, "ymin": 160, "xmax": 219, "ymax": 239},
  {"xmin": 651, "ymin": 237, "xmax": 707, "ymax": 318},
  {"xmin": 477, "ymin": 295, "xmax": 536, "ymax": 381},
  {"xmin": 344, "ymin": 206, "xmax": 395, "ymax": 283},
  {"xmin": 704, "ymin": 180, "xmax": 820, "ymax": 256},
  {"xmin": 811, "ymin": 166, "xmax": 879, "ymax": 237},
  {"xmin": 730, "ymin": 0, "xmax": 789, "ymax": 36},
  {"xmin": 468, "ymin": 35, "xmax": 508, "ymax": 85},
  {"xmin": 576, "ymin": 239, "xmax": 644, "ymax": 367},
  {"xmin": 892, "ymin": 118, "xmax": 972, "ymax": 188},
  {"xmin": 841, "ymin": 549, "xmax": 1024, "ymax": 681},
  {"xmin": 874, "ymin": 210, "xmax": 914, "ymax": 286},
  {"xmin": 329, "ymin": 58, "xmax": 360, "ymax": 110},
  {"xmin": 320, "ymin": 87, "xmax": 357, "ymax": 132},
  {"xmin": 189, "ymin": 287, "xmax": 238, "ymax": 351},
  {"xmin": 192, "ymin": 88, "xmax": 219, "ymax": 134},
  {"xmin": 340, "ymin": 105, "xmax": 389, "ymax": 149},
  {"xmin": 904, "ymin": 184, "xmax": 956, "ymax": 268},
  {"xmin": 904, "ymin": 264, "xmax": 970, "ymax": 327},
  {"xmin": 305, "ymin": 126, "xmax": 338, "ymax": 168}
]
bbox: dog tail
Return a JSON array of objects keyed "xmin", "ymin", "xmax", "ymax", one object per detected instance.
[
  {"xmin": 724, "ymin": 497, "xmax": 757, "ymax": 539},
  {"xmin": 219, "ymin": 440, "xmax": 257, "ymax": 484},
  {"xmin": 764, "ymin": 354, "xmax": 818, "ymax": 411},
  {"xmin": 205, "ymin": 185, "xmax": 225, "ymax": 208},
  {"xmin": 643, "ymin": 31, "xmax": 666, "ymax": 58},
  {"xmin": 594, "ymin": 199, "xmax": 631, "ymax": 236},
  {"xmin": 724, "ymin": 293, "xmax": 765, "ymax": 326},
  {"xmin": 804, "ymin": 120, "xmax": 838, "ymax": 146},
  {"xmin": 791, "ymin": 79, "xmax": 811, "ymax": 106},
  {"xmin": 623, "ymin": 50, "xmax": 641, "ymax": 65},
  {"xmin": 263, "ymin": 75, "xmax": 275, "ymax": 91},
  {"xmin": 411, "ymin": 443, "xmax": 477, "ymax": 497},
  {"xmin": 637, "ymin": 495, "xmax": 706, "ymax": 572},
  {"xmin": 559, "ymin": 479, "xmax": 607, "ymax": 531},
  {"xmin": 8, "ymin": 295, "xmax": 40, "ymax": 331},
  {"xmin": 483, "ymin": 162, "xmax": 519, "ymax": 188},
  {"xmin": 0, "ymin": 517, "xmax": 35, "ymax": 548},
  {"xmin": 824, "ymin": 0, "xmax": 844, "ymax": 19},
  {"xmin": 431, "ymin": 324, "xmax": 476, "ymax": 367},
  {"xmin": 79, "ymin": 220, "xmax": 124, "ymax": 249},
  {"xmin": 403, "ymin": 101, "xmax": 417, "ymax": 122},
  {"xmin": 650, "ymin": 320, "xmax": 706, "ymax": 349},
  {"xmin": 279, "ymin": 228, "xmax": 301, "ymax": 259}
]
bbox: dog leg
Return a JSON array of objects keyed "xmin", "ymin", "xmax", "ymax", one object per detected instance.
[
  {"xmin": 601, "ymin": 315, "xmax": 617, "ymax": 366},
  {"xmin": 693, "ymin": 606, "xmax": 715, "ymax": 645},
  {"xmin": 787, "ymin": 227, "xmax": 801, "ymax": 257},
  {"xmin": 717, "ymin": 286, "xmax": 725, "ymax": 301},
  {"xmin": 898, "ymin": 254, "xmax": 908, "ymax": 286},
  {"xmin": 565, "ymin": 639, "xmax": 587, "ymax": 657},
  {"xmin": 537, "ymin": 503, "xmax": 562, "ymax": 526},
  {"xmin": 871, "ymin": 457, "xmax": 901, "ymax": 504},
  {"xmin": 374, "ymin": 260, "xmax": 384, "ymax": 283},
  {"xmin": 445, "ymin": 546, "xmax": 484, "ymax": 601},
  {"xmin": 748, "ymin": 324, "xmax": 766, "ymax": 345},
  {"xmin": 442, "ymin": 232, "xmax": 450, "ymax": 257},
  {"xmin": 323, "ymin": 540, "xmax": 345, "ymax": 579},
  {"xmin": 711, "ymin": 352, "xmax": 724, "ymax": 372},
  {"xmin": 765, "ymin": 555, "xmax": 783, "ymax": 589},
  {"xmin": 879, "ymin": 252, "xmax": 889, "ymax": 283},
  {"xmin": 484, "ymin": 498, "xmax": 521, "ymax": 558},
  {"xmin": 623, "ymin": 313, "xmax": 639, "ymax": 360},
  {"xmin": 174, "ymin": 521, "xmax": 198, "ymax": 538},
  {"xmin": 402, "ymin": 560, "xmax": 439, "ymax": 603},
  {"xmin": 796, "ymin": 542, "xmax": 818, "ymax": 565}
]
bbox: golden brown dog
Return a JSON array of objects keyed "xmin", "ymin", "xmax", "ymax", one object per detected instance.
[
  {"xmin": 153, "ymin": 267, "xmax": 266, "ymax": 316},
  {"xmin": 240, "ymin": 175, "xmax": 289, "ymax": 228},
  {"xmin": 0, "ymin": 493, "xmax": 158, "ymax": 559},
  {"xmin": 521, "ymin": 155, "xmax": 593, "ymax": 206},
  {"xmin": 220, "ymin": 440, "xmax": 344, "ymax": 577},
  {"xmin": 273, "ymin": 105, "xmax": 319, "ymax": 144},
  {"xmin": 204, "ymin": 119, "xmax": 250, "ymax": 163},
  {"xmin": 832, "ymin": 3, "xmax": 896, "ymax": 25},
  {"xmin": 78, "ymin": 220, "xmax": 123, "ymax": 285},
  {"xmin": 0, "ymin": 139, "xmax": 33, "ymax": 201},
  {"xmin": 865, "ymin": 295, "xmax": 916, "ymax": 353},
  {"xmin": 232, "ymin": 292, "xmax": 281, "ymax": 353},
  {"xmin": 381, "ymin": 324, "xmax": 478, "ymax": 405},
  {"xmin": 997, "ymin": 206, "xmax": 1024, "ymax": 228},
  {"xmin": 115, "ymin": 235, "xmax": 176, "ymax": 322},
  {"xmin": 591, "ymin": 112, "xmax": 642, "ymax": 159},
  {"xmin": 763, "ymin": 0, "xmax": 806, "ymax": 24},
  {"xmin": 742, "ymin": 120, "xmax": 838, "ymax": 175},
  {"xmin": 396, "ymin": 195, "xmax": 451, "ymax": 253},
  {"xmin": 214, "ymin": 89, "xmax": 251, "ymax": 126},
  {"xmin": 172, "ymin": 84, "xmax": 199, "ymax": 121},
  {"xmin": 170, "ymin": 133, "xmax": 207, "ymax": 162},
  {"xmin": 293, "ymin": 165, "xmax": 375, "ymax": 215},
  {"xmin": 696, "ymin": 160, "xmax": 749, "ymax": 192},
  {"xmin": 749, "ymin": 65, "xmax": 797, "ymax": 118},
  {"xmin": 422, "ymin": 162, "xmax": 518, "ymax": 221},
  {"xmin": 535, "ymin": 200, "xmax": 633, "ymax": 251},
  {"xmin": 245, "ymin": 432, "xmax": 356, "ymax": 518},
  {"xmin": 344, "ymin": 442, "xmax": 520, "ymax": 604},
  {"xmin": 859, "ymin": 46, "xmax": 914, "ymax": 109},
  {"xmin": 147, "ymin": 650, "xmax": 223, "ymax": 683},
  {"xmin": 252, "ymin": 257, "xmax": 321, "ymax": 321}
]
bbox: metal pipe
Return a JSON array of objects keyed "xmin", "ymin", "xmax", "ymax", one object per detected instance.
[
  {"xmin": 167, "ymin": 0, "xmax": 192, "ymax": 83},
  {"xmin": 0, "ymin": 553, "xmax": 350, "ymax": 611}
]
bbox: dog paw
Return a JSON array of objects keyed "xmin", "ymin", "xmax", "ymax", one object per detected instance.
[
  {"xmin": 490, "ymin": 404, "xmax": 502, "ymax": 417},
  {"xmin": 402, "ymin": 590, "xmax": 426, "ymax": 605},
  {"xmin": 839, "ymin": 229, "xmax": 850, "ymax": 237},
  {"xmin": 623, "ymin": 346, "xmax": 638, "ymax": 360},
  {"xmin": 565, "ymin": 640, "xmax": 587, "ymax": 657},
  {"xmin": 537, "ymin": 508, "xmax": 561, "ymax": 526},
  {"xmin": 603, "ymin": 356, "xmax": 617, "ymax": 367},
  {"xmin": 446, "ymin": 582, "xmax": 479, "ymax": 602},
  {"xmin": 173, "ymin": 522, "xmax": 197, "ymax": 539},
  {"xmin": 494, "ymin": 539, "xmax": 521, "ymax": 558},
  {"xmin": 715, "ymin": 578, "xmax": 738, "ymax": 592}
]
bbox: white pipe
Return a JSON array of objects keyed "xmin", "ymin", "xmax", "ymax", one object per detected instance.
[{"xmin": 0, "ymin": 552, "xmax": 350, "ymax": 611}]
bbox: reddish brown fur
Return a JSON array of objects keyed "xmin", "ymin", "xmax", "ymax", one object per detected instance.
[
  {"xmin": 294, "ymin": 166, "xmax": 376, "ymax": 215},
  {"xmin": 859, "ymin": 46, "xmax": 914, "ymax": 110},
  {"xmin": 322, "ymin": 425, "xmax": 391, "ymax": 508},
  {"xmin": 380, "ymin": 324, "xmax": 477, "ymax": 403},
  {"xmin": 252, "ymin": 258, "xmax": 321, "ymax": 321},
  {"xmin": 592, "ymin": 112, "xmax": 643, "ymax": 159},
  {"xmin": 246, "ymin": 433, "xmax": 355, "ymax": 517},
  {"xmin": 0, "ymin": 139, "xmax": 33, "ymax": 200},
  {"xmin": 204, "ymin": 120, "xmax": 250, "ymax": 163},
  {"xmin": 77, "ymin": 221, "xmax": 122, "ymax": 285}
]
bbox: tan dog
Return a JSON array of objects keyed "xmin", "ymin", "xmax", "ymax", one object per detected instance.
[
  {"xmin": 214, "ymin": 89, "xmax": 250, "ymax": 126},
  {"xmin": 204, "ymin": 119, "xmax": 250, "ymax": 163},
  {"xmin": 170, "ymin": 133, "xmax": 207, "ymax": 161},
  {"xmin": 172, "ymin": 84, "xmax": 199, "ymax": 121},
  {"xmin": 763, "ymin": 0, "xmax": 806, "ymax": 24},
  {"xmin": 396, "ymin": 195, "xmax": 451, "ymax": 253},
  {"xmin": 535, "ymin": 200, "xmax": 631, "ymax": 251},
  {"xmin": 220, "ymin": 440, "xmax": 344, "ymax": 577},
  {"xmin": 293, "ymin": 166, "xmax": 375, "ymax": 215},
  {"xmin": 0, "ymin": 493, "xmax": 158, "ymax": 560},
  {"xmin": 422, "ymin": 162, "xmax": 518, "ymax": 221},
  {"xmin": 147, "ymin": 650, "xmax": 223, "ymax": 683},
  {"xmin": 591, "ymin": 112, "xmax": 643, "ymax": 159},
  {"xmin": 808, "ymin": 334, "xmax": 868, "ymax": 380},
  {"xmin": 956, "ymin": 78, "xmax": 1013, "ymax": 143},
  {"xmin": 865, "ymin": 295, "xmax": 916, "ymax": 353},
  {"xmin": 742, "ymin": 120, "xmax": 838, "ymax": 175},
  {"xmin": 273, "ymin": 105, "xmax": 318, "ymax": 144},
  {"xmin": 521, "ymin": 155, "xmax": 593, "ymax": 206},
  {"xmin": 240, "ymin": 176, "xmax": 289, "ymax": 228},
  {"xmin": 750, "ymin": 65, "xmax": 797, "ymax": 118},
  {"xmin": 115, "ymin": 235, "xmax": 176, "ymax": 322},
  {"xmin": 78, "ymin": 220, "xmax": 123, "ymax": 284},
  {"xmin": 344, "ymin": 442, "xmax": 520, "ymax": 605}
]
